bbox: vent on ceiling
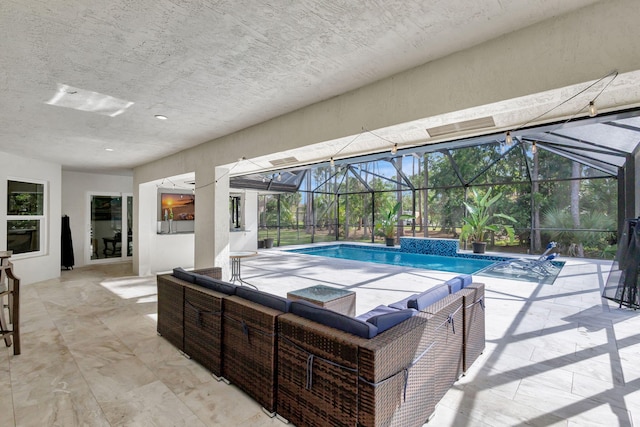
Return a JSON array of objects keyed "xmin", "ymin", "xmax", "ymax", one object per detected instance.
[
  {"xmin": 426, "ymin": 116, "xmax": 496, "ymax": 138},
  {"xmin": 269, "ymin": 156, "xmax": 298, "ymax": 167}
]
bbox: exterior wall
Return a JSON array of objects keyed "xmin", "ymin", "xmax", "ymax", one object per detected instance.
[
  {"xmin": 133, "ymin": 0, "xmax": 640, "ymax": 276},
  {"xmin": 61, "ymin": 171, "xmax": 133, "ymax": 268},
  {"xmin": 0, "ymin": 151, "xmax": 61, "ymax": 285}
]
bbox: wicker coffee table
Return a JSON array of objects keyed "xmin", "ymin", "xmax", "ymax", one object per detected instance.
[{"xmin": 287, "ymin": 285, "xmax": 355, "ymax": 316}]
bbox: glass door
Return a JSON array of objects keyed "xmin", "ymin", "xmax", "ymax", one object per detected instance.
[{"xmin": 89, "ymin": 193, "xmax": 133, "ymax": 262}]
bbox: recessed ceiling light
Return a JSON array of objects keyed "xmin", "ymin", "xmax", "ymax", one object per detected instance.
[
  {"xmin": 155, "ymin": 115, "xmax": 168, "ymax": 120},
  {"xmin": 105, "ymin": 148, "xmax": 114, "ymax": 152}
]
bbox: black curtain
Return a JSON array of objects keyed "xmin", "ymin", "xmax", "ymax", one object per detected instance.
[
  {"xmin": 61, "ymin": 215, "xmax": 74, "ymax": 269},
  {"xmin": 603, "ymin": 218, "xmax": 640, "ymax": 309}
]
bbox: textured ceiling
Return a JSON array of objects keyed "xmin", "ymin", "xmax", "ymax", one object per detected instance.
[{"xmin": 0, "ymin": 0, "xmax": 607, "ymax": 174}]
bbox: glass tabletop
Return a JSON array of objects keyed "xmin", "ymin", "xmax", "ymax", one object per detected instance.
[{"xmin": 288, "ymin": 285, "xmax": 353, "ymax": 302}]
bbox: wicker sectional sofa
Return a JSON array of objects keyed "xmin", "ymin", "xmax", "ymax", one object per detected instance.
[{"xmin": 156, "ymin": 267, "xmax": 484, "ymax": 427}]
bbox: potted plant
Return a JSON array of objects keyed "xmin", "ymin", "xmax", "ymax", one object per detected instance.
[
  {"xmin": 376, "ymin": 201, "xmax": 413, "ymax": 246},
  {"xmin": 460, "ymin": 188, "xmax": 516, "ymax": 253}
]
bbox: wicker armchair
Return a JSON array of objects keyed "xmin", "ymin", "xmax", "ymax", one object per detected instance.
[
  {"xmin": 156, "ymin": 267, "xmax": 222, "ymax": 354},
  {"xmin": 420, "ymin": 293, "xmax": 464, "ymax": 406},
  {"xmin": 183, "ymin": 283, "xmax": 225, "ymax": 378},
  {"xmin": 458, "ymin": 283, "xmax": 485, "ymax": 373},
  {"xmin": 222, "ymin": 295, "xmax": 287, "ymax": 414},
  {"xmin": 157, "ymin": 275, "xmax": 186, "ymax": 352},
  {"xmin": 277, "ymin": 315, "xmax": 365, "ymax": 426},
  {"xmin": 277, "ymin": 293, "xmax": 464, "ymax": 427}
]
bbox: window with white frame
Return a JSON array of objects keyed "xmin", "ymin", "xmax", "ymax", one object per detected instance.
[{"xmin": 7, "ymin": 179, "xmax": 46, "ymax": 256}]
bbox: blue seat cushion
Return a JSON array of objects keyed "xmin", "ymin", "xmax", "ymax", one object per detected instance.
[
  {"xmin": 290, "ymin": 300, "xmax": 378, "ymax": 339},
  {"xmin": 445, "ymin": 277, "xmax": 463, "ymax": 294},
  {"xmin": 173, "ymin": 267, "xmax": 196, "ymax": 284},
  {"xmin": 367, "ymin": 309, "xmax": 415, "ymax": 334},
  {"xmin": 408, "ymin": 284, "xmax": 449, "ymax": 311},
  {"xmin": 356, "ymin": 305, "xmax": 398, "ymax": 321},
  {"xmin": 388, "ymin": 294, "xmax": 418, "ymax": 310},
  {"xmin": 194, "ymin": 275, "xmax": 237, "ymax": 295},
  {"xmin": 236, "ymin": 287, "xmax": 291, "ymax": 313},
  {"xmin": 458, "ymin": 274, "xmax": 473, "ymax": 288}
]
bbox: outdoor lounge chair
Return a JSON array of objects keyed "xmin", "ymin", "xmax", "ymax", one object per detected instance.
[{"xmin": 485, "ymin": 242, "xmax": 560, "ymax": 279}]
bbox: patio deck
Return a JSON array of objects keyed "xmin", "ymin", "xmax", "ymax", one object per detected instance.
[{"xmin": 1, "ymin": 252, "xmax": 638, "ymax": 426}]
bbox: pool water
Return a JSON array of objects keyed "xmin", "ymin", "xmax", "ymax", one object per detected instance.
[{"xmin": 287, "ymin": 245, "xmax": 496, "ymax": 274}]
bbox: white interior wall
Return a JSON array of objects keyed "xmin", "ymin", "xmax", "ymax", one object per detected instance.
[
  {"xmin": 61, "ymin": 171, "xmax": 133, "ymax": 268},
  {"xmin": 0, "ymin": 151, "xmax": 61, "ymax": 285},
  {"xmin": 151, "ymin": 233, "xmax": 195, "ymax": 274},
  {"xmin": 137, "ymin": 180, "xmax": 195, "ymax": 276}
]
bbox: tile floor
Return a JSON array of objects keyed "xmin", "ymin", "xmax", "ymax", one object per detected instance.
[{"xmin": 1, "ymin": 250, "xmax": 639, "ymax": 426}]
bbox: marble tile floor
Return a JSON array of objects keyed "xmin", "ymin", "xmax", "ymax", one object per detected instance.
[{"xmin": 1, "ymin": 251, "xmax": 639, "ymax": 426}]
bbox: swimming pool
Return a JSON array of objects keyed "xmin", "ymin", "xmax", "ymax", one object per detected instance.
[{"xmin": 287, "ymin": 244, "xmax": 497, "ymax": 274}]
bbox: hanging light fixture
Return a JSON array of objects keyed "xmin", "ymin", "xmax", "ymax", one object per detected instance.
[
  {"xmin": 588, "ymin": 101, "xmax": 598, "ymax": 117},
  {"xmin": 326, "ymin": 131, "xmax": 364, "ymax": 169},
  {"xmin": 277, "ymin": 173, "xmax": 282, "ymax": 182},
  {"xmin": 505, "ymin": 131, "xmax": 513, "ymax": 146},
  {"xmin": 532, "ymin": 141, "xmax": 537, "ymax": 154},
  {"xmin": 391, "ymin": 144, "xmax": 398, "ymax": 155}
]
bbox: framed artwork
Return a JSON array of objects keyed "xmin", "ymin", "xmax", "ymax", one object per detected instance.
[{"xmin": 159, "ymin": 193, "xmax": 195, "ymax": 221}]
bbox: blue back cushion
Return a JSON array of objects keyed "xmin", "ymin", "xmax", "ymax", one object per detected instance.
[
  {"xmin": 173, "ymin": 267, "xmax": 196, "ymax": 283},
  {"xmin": 194, "ymin": 275, "xmax": 237, "ymax": 295},
  {"xmin": 408, "ymin": 284, "xmax": 449, "ymax": 311},
  {"xmin": 458, "ymin": 274, "xmax": 473, "ymax": 288},
  {"xmin": 290, "ymin": 300, "xmax": 378, "ymax": 339},
  {"xmin": 388, "ymin": 294, "xmax": 418, "ymax": 310},
  {"xmin": 445, "ymin": 277, "xmax": 463, "ymax": 294},
  {"xmin": 358, "ymin": 306, "xmax": 416, "ymax": 334},
  {"xmin": 367, "ymin": 309, "xmax": 415, "ymax": 334},
  {"xmin": 236, "ymin": 287, "xmax": 291, "ymax": 313}
]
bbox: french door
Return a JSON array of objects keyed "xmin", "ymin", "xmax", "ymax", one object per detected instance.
[{"xmin": 88, "ymin": 192, "xmax": 133, "ymax": 263}]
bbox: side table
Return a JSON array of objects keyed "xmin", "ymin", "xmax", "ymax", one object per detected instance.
[
  {"xmin": 229, "ymin": 251, "xmax": 258, "ymax": 289},
  {"xmin": 287, "ymin": 285, "xmax": 356, "ymax": 316}
]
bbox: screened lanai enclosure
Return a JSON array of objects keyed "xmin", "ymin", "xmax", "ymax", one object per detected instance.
[{"xmin": 230, "ymin": 110, "xmax": 640, "ymax": 258}]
